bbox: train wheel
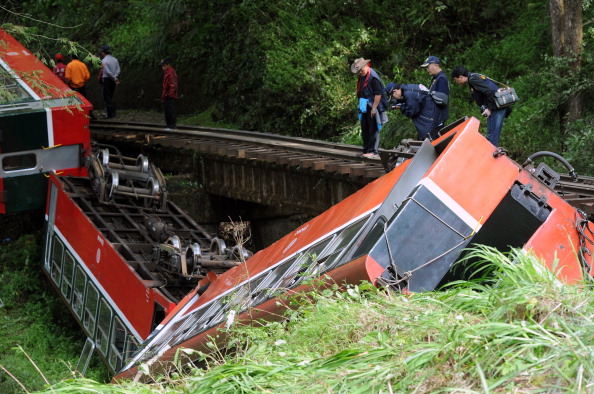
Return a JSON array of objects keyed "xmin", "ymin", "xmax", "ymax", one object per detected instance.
[
  {"xmin": 106, "ymin": 171, "xmax": 120, "ymax": 200},
  {"xmin": 185, "ymin": 243, "xmax": 202, "ymax": 275},
  {"xmin": 210, "ymin": 237, "xmax": 227, "ymax": 256}
]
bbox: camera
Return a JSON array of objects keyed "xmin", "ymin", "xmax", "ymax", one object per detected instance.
[{"xmin": 480, "ymin": 105, "xmax": 488, "ymax": 117}]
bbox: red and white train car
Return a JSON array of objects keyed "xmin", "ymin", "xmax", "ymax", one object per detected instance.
[
  {"xmin": 0, "ymin": 29, "xmax": 91, "ymax": 213},
  {"xmin": 106, "ymin": 117, "xmax": 590, "ymax": 380},
  {"xmin": 41, "ymin": 116, "xmax": 593, "ymax": 380}
]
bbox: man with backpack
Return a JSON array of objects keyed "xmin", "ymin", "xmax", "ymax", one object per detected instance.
[
  {"xmin": 385, "ymin": 82, "xmax": 439, "ymax": 141},
  {"xmin": 421, "ymin": 56, "xmax": 449, "ymax": 133},
  {"xmin": 451, "ymin": 65, "xmax": 509, "ymax": 146}
]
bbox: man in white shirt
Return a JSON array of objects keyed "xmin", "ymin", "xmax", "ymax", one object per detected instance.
[{"xmin": 99, "ymin": 45, "xmax": 121, "ymax": 118}]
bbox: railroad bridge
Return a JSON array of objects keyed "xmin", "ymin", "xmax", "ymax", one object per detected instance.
[
  {"xmin": 90, "ymin": 121, "xmax": 407, "ymax": 219},
  {"xmin": 90, "ymin": 120, "xmax": 594, "ymax": 232}
]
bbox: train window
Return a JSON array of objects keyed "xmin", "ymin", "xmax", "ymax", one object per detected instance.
[
  {"xmin": 72, "ymin": 266, "xmax": 87, "ymax": 318},
  {"xmin": 0, "ymin": 68, "xmax": 35, "ymax": 104},
  {"xmin": 223, "ymin": 283, "xmax": 251, "ymax": 314},
  {"xmin": 352, "ymin": 218, "xmax": 387, "ymax": 260},
  {"xmin": 151, "ymin": 303, "xmax": 166, "ymax": 332},
  {"xmin": 83, "ymin": 283, "xmax": 99, "ymax": 337},
  {"xmin": 124, "ymin": 335, "xmax": 139, "ymax": 364},
  {"xmin": 250, "ymin": 257, "xmax": 298, "ymax": 305},
  {"xmin": 60, "ymin": 251, "xmax": 75, "ymax": 301},
  {"xmin": 2, "ymin": 154, "xmax": 36, "ymax": 172},
  {"xmin": 249, "ymin": 270, "xmax": 277, "ymax": 306},
  {"xmin": 50, "ymin": 237, "xmax": 64, "ymax": 286},
  {"xmin": 96, "ymin": 299, "xmax": 113, "ymax": 356},
  {"xmin": 321, "ymin": 217, "xmax": 368, "ymax": 271},
  {"xmin": 108, "ymin": 317, "xmax": 127, "ymax": 371},
  {"xmin": 278, "ymin": 238, "xmax": 332, "ymax": 289},
  {"xmin": 197, "ymin": 297, "xmax": 227, "ymax": 332},
  {"xmin": 174, "ymin": 314, "xmax": 204, "ymax": 345}
]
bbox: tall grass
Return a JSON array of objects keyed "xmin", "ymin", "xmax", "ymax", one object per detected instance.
[{"xmin": 41, "ymin": 246, "xmax": 594, "ymax": 392}]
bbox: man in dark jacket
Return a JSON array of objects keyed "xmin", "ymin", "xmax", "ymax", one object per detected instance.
[
  {"xmin": 452, "ymin": 65, "xmax": 508, "ymax": 146},
  {"xmin": 351, "ymin": 58, "xmax": 388, "ymax": 158},
  {"xmin": 421, "ymin": 56, "xmax": 449, "ymax": 133},
  {"xmin": 160, "ymin": 58, "xmax": 179, "ymax": 130},
  {"xmin": 385, "ymin": 82, "xmax": 438, "ymax": 141}
]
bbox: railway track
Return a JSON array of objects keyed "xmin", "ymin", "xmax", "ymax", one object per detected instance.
[
  {"xmin": 90, "ymin": 119, "xmax": 594, "ymax": 216},
  {"xmin": 90, "ymin": 120, "xmax": 400, "ymax": 180}
]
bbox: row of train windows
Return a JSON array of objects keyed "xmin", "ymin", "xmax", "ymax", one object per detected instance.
[
  {"xmin": 145, "ymin": 214, "xmax": 372, "ymax": 355},
  {"xmin": 48, "ymin": 235, "xmax": 138, "ymax": 372}
]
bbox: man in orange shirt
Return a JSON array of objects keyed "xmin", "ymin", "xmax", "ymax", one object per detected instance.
[
  {"xmin": 65, "ymin": 54, "xmax": 90, "ymax": 96},
  {"xmin": 66, "ymin": 54, "xmax": 95, "ymax": 119}
]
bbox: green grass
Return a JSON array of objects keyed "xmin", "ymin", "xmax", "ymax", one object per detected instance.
[
  {"xmin": 0, "ymin": 234, "xmax": 110, "ymax": 393},
  {"xmin": 181, "ymin": 106, "xmax": 240, "ymax": 130},
  {"xmin": 37, "ymin": 245, "xmax": 594, "ymax": 393}
]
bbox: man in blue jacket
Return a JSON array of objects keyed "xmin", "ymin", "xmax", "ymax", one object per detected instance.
[
  {"xmin": 452, "ymin": 65, "xmax": 508, "ymax": 146},
  {"xmin": 421, "ymin": 56, "xmax": 449, "ymax": 133},
  {"xmin": 351, "ymin": 58, "xmax": 388, "ymax": 158},
  {"xmin": 385, "ymin": 82, "xmax": 438, "ymax": 141}
]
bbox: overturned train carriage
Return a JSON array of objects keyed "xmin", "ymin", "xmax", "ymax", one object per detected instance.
[
  {"xmin": 42, "ymin": 149, "xmax": 250, "ymax": 374},
  {"xmin": 107, "ymin": 117, "xmax": 593, "ymax": 381}
]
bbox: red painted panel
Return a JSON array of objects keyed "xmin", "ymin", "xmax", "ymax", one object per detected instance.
[{"xmin": 427, "ymin": 118, "xmax": 521, "ymax": 222}]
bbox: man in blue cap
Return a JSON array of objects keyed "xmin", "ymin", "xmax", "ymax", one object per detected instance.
[
  {"xmin": 385, "ymin": 82, "xmax": 438, "ymax": 141},
  {"xmin": 420, "ymin": 56, "xmax": 449, "ymax": 134}
]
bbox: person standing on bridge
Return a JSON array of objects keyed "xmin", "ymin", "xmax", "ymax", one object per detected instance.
[
  {"xmin": 351, "ymin": 57, "xmax": 388, "ymax": 158},
  {"xmin": 451, "ymin": 65, "xmax": 510, "ymax": 147},
  {"xmin": 99, "ymin": 45, "xmax": 120, "ymax": 118},
  {"xmin": 420, "ymin": 56, "xmax": 449, "ymax": 135},
  {"xmin": 160, "ymin": 58, "xmax": 179, "ymax": 130},
  {"xmin": 385, "ymin": 82, "xmax": 438, "ymax": 141}
]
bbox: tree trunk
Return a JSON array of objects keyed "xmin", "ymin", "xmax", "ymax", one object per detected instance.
[{"xmin": 549, "ymin": 0, "xmax": 583, "ymax": 134}]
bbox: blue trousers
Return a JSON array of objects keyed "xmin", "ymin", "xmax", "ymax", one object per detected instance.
[{"xmin": 486, "ymin": 108, "xmax": 507, "ymax": 147}]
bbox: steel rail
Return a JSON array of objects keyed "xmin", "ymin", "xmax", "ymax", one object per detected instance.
[{"xmin": 90, "ymin": 120, "xmax": 392, "ymax": 162}]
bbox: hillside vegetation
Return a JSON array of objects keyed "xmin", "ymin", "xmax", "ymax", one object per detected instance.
[
  {"xmin": 38, "ymin": 247, "xmax": 594, "ymax": 392},
  {"xmin": 1, "ymin": 1, "xmax": 594, "ymax": 392},
  {"xmin": 3, "ymin": 0, "xmax": 594, "ymax": 174}
]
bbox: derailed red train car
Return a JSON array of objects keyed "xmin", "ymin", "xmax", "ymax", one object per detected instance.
[
  {"xmin": 0, "ymin": 29, "xmax": 91, "ymax": 213},
  {"xmin": 42, "ymin": 116, "xmax": 592, "ymax": 380}
]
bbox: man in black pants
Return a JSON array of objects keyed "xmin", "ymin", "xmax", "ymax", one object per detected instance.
[
  {"xmin": 160, "ymin": 58, "xmax": 179, "ymax": 130},
  {"xmin": 99, "ymin": 45, "xmax": 120, "ymax": 118}
]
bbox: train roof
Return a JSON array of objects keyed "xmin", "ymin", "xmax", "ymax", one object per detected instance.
[{"xmin": 0, "ymin": 29, "xmax": 83, "ymax": 104}]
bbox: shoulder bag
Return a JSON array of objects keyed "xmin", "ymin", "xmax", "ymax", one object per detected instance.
[{"xmin": 490, "ymin": 77, "xmax": 519, "ymax": 109}]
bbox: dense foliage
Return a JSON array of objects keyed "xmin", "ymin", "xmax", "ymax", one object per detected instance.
[{"xmin": 3, "ymin": 0, "xmax": 593, "ymax": 174}]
